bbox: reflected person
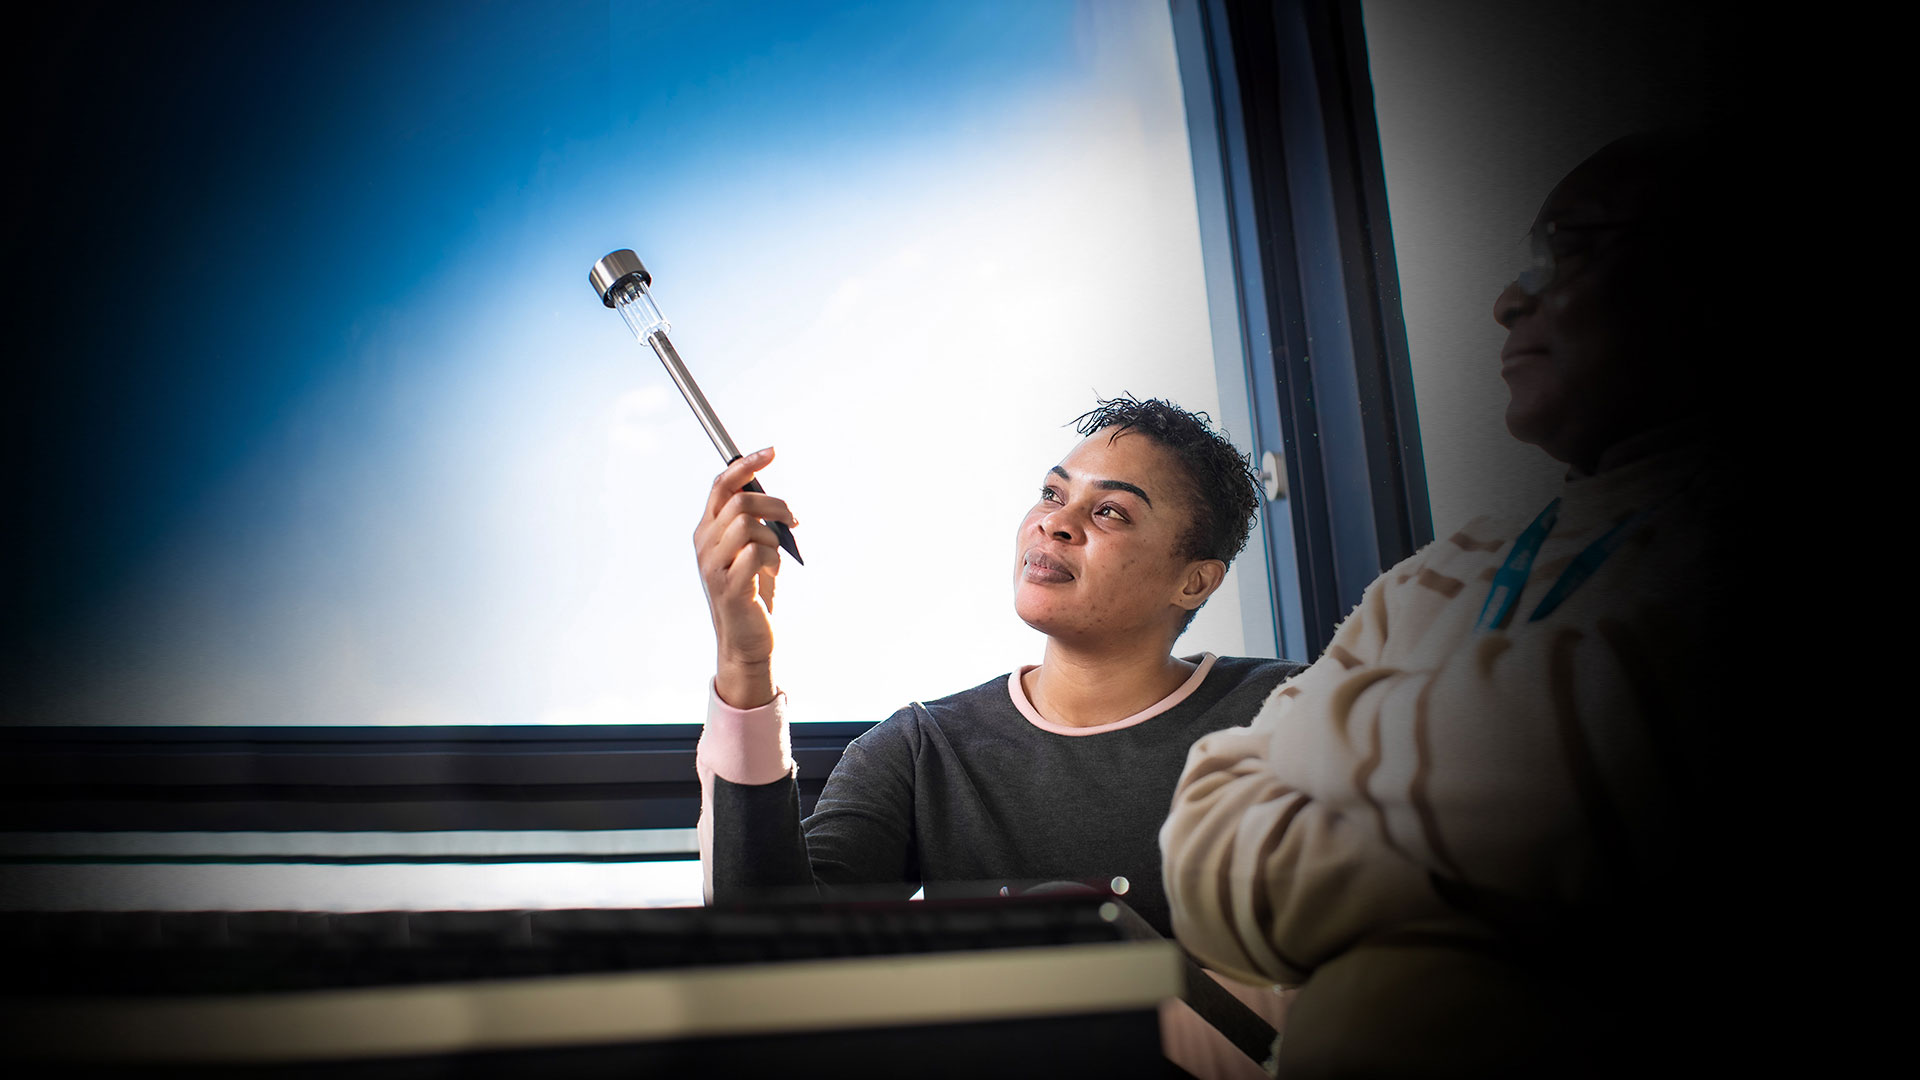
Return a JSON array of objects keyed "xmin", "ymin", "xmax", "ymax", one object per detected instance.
[{"xmin": 1161, "ymin": 130, "xmax": 1736, "ymax": 1075}]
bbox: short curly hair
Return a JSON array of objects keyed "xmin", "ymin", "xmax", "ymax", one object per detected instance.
[{"xmin": 1071, "ymin": 395, "xmax": 1262, "ymax": 633}]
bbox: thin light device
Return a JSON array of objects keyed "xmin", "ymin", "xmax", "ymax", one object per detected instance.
[{"xmin": 589, "ymin": 249, "xmax": 802, "ymax": 564}]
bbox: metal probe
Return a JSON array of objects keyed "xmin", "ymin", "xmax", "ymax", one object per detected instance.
[{"xmin": 590, "ymin": 249, "xmax": 802, "ymax": 564}]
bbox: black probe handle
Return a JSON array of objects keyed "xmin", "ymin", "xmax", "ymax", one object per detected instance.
[{"xmin": 741, "ymin": 476, "xmax": 803, "ymax": 565}]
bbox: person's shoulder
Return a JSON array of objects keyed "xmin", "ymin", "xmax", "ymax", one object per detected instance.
[
  {"xmin": 1206, "ymin": 654, "xmax": 1306, "ymax": 687},
  {"xmin": 1369, "ymin": 511, "xmax": 1520, "ymax": 594},
  {"xmin": 1176, "ymin": 656, "xmax": 1298, "ymax": 735},
  {"xmin": 914, "ymin": 671, "xmax": 1020, "ymax": 717},
  {"xmin": 1196, "ymin": 656, "xmax": 1302, "ymax": 716},
  {"xmin": 853, "ymin": 672, "xmax": 1017, "ymax": 743}
]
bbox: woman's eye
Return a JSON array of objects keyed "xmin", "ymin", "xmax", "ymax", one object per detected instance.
[
  {"xmin": 1039, "ymin": 486, "xmax": 1059, "ymax": 502},
  {"xmin": 1096, "ymin": 505, "xmax": 1127, "ymax": 521}
]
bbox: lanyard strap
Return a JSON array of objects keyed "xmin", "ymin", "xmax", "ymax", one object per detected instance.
[
  {"xmin": 1474, "ymin": 499, "xmax": 1560, "ymax": 633},
  {"xmin": 1474, "ymin": 496, "xmax": 1667, "ymax": 632},
  {"xmin": 1523, "ymin": 508, "xmax": 1652, "ymax": 623}
]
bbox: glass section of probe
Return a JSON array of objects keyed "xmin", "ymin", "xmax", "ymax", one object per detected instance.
[{"xmin": 591, "ymin": 249, "xmax": 802, "ymax": 563}]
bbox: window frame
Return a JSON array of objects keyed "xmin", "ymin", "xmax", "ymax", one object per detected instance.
[
  {"xmin": 6, "ymin": 0, "xmax": 1430, "ymax": 850},
  {"xmin": 1171, "ymin": 0, "xmax": 1432, "ymax": 658}
]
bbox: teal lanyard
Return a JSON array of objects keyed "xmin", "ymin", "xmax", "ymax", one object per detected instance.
[{"xmin": 1473, "ymin": 497, "xmax": 1655, "ymax": 632}]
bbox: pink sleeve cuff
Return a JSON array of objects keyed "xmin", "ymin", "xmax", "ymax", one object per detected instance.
[{"xmin": 696, "ymin": 679, "xmax": 794, "ymax": 786}]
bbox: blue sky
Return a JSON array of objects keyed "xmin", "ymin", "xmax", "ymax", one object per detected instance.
[{"xmin": 10, "ymin": 1, "xmax": 1248, "ymax": 726}]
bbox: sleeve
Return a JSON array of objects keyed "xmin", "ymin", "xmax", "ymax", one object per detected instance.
[
  {"xmin": 1162, "ymin": 538, "xmax": 1688, "ymax": 986},
  {"xmin": 695, "ymin": 680, "xmax": 798, "ymax": 905},
  {"xmin": 696, "ymin": 683, "xmax": 920, "ymax": 905},
  {"xmin": 1158, "ymin": 573, "xmax": 1445, "ymax": 985}
]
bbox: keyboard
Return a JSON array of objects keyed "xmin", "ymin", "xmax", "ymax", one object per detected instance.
[
  {"xmin": 2, "ymin": 894, "xmax": 1137, "ymax": 996},
  {"xmin": 0, "ymin": 895, "xmax": 1182, "ymax": 1073}
]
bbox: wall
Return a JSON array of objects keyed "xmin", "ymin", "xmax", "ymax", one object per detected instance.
[{"xmin": 1361, "ymin": 0, "xmax": 1739, "ymax": 528}]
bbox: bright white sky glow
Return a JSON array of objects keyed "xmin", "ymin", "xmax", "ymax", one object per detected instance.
[{"xmin": 47, "ymin": 2, "xmax": 1257, "ymax": 727}]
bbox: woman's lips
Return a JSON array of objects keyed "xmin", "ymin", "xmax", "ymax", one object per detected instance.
[
  {"xmin": 1500, "ymin": 344, "xmax": 1548, "ymax": 372},
  {"xmin": 1022, "ymin": 551, "xmax": 1074, "ymax": 584}
]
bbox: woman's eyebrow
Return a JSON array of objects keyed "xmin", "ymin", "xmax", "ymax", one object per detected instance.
[{"xmin": 1048, "ymin": 466, "xmax": 1153, "ymax": 507}]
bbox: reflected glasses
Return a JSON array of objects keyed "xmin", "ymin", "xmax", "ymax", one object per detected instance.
[{"xmin": 1512, "ymin": 219, "xmax": 1640, "ymax": 297}]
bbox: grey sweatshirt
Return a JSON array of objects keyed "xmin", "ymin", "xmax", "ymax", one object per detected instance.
[{"xmin": 706, "ymin": 654, "xmax": 1300, "ymax": 938}]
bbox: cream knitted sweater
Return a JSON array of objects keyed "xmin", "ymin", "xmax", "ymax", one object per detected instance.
[{"xmin": 1159, "ymin": 433, "xmax": 1721, "ymax": 987}]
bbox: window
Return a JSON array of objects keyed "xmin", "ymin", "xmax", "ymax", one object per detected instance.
[
  {"xmin": 7, "ymin": 0, "xmax": 1271, "ymax": 734},
  {"xmin": 5, "ymin": 0, "xmax": 1275, "ymax": 912}
]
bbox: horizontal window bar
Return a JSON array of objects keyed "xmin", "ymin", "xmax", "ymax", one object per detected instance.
[
  {"xmin": 0, "ymin": 861, "xmax": 706, "ymax": 912},
  {"xmin": 0, "ymin": 829, "xmax": 699, "ymax": 860}
]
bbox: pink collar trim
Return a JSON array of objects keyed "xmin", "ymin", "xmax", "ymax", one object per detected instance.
[{"xmin": 1008, "ymin": 653, "xmax": 1217, "ymax": 736}]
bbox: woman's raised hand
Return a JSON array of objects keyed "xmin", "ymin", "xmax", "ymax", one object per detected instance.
[{"xmin": 693, "ymin": 447, "xmax": 798, "ymax": 709}]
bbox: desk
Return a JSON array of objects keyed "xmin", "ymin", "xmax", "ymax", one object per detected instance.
[{"xmin": 1, "ymin": 907, "xmax": 1183, "ymax": 1077}]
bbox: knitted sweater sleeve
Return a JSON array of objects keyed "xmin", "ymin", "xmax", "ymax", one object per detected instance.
[
  {"xmin": 1161, "ymin": 506, "xmax": 1695, "ymax": 986},
  {"xmin": 697, "ymin": 684, "xmax": 919, "ymax": 904},
  {"xmin": 1158, "ymin": 565, "xmax": 1443, "ymax": 985}
]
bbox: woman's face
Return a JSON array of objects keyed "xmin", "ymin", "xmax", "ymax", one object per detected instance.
[{"xmin": 1012, "ymin": 429, "xmax": 1210, "ymax": 647}]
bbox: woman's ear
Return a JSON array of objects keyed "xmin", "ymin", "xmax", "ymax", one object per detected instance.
[{"xmin": 1173, "ymin": 559, "xmax": 1227, "ymax": 612}]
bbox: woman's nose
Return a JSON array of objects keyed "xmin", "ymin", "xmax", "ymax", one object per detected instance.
[
  {"xmin": 1494, "ymin": 277, "xmax": 1537, "ymax": 329},
  {"xmin": 1038, "ymin": 506, "xmax": 1078, "ymax": 542}
]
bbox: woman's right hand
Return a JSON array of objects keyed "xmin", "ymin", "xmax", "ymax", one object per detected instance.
[{"xmin": 694, "ymin": 447, "xmax": 797, "ymax": 710}]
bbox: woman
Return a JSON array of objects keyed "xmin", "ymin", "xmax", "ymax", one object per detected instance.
[{"xmin": 692, "ymin": 397, "xmax": 1298, "ymax": 1079}]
